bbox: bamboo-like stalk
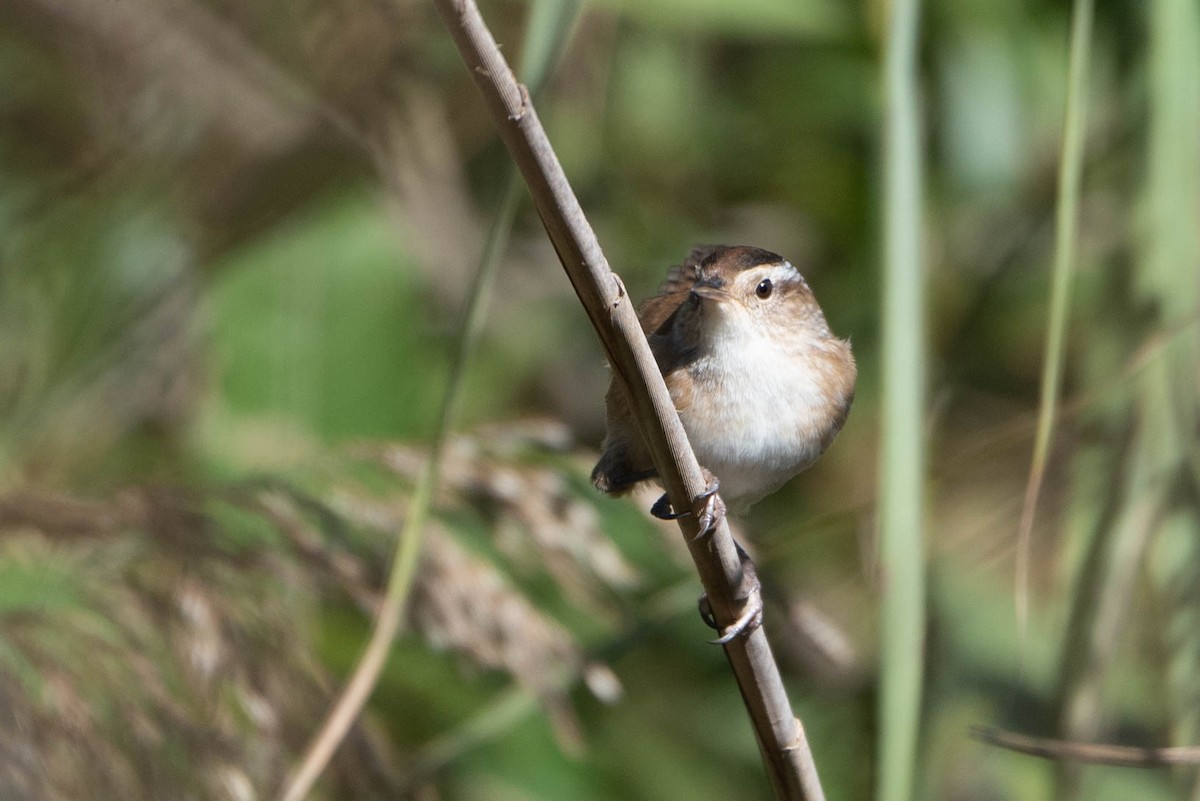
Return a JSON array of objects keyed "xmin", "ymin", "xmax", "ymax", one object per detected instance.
[
  {"xmin": 431, "ymin": 0, "xmax": 825, "ymax": 798},
  {"xmin": 876, "ymin": 0, "xmax": 925, "ymax": 798},
  {"xmin": 276, "ymin": 3, "xmax": 577, "ymax": 799},
  {"xmin": 1138, "ymin": 0, "xmax": 1200, "ymax": 475},
  {"xmin": 1136, "ymin": 2, "xmax": 1200, "ymax": 799}
]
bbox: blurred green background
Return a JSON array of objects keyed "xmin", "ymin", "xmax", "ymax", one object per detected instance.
[{"xmin": 1, "ymin": 0, "xmax": 1198, "ymax": 799}]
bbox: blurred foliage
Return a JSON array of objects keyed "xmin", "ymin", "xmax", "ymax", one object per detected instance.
[{"xmin": 1, "ymin": 0, "xmax": 1198, "ymax": 800}]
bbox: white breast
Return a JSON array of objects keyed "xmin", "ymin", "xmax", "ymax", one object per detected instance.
[{"xmin": 678, "ymin": 314, "xmax": 837, "ymax": 508}]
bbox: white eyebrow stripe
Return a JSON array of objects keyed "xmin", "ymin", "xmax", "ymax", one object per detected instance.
[{"xmin": 758, "ymin": 263, "xmax": 804, "ymax": 285}]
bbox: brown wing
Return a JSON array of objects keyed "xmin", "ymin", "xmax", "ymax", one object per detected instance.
[
  {"xmin": 595, "ymin": 248, "xmax": 724, "ymax": 493},
  {"xmin": 635, "ymin": 246, "xmax": 717, "ymax": 335},
  {"xmin": 660, "ymin": 246, "xmax": 714, "ymax": 292}
]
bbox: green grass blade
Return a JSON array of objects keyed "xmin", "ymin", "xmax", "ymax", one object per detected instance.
[
  {"xmin": 1140, "ymin": 0, "xmax": 1200, "ymax": 784},
  {"xmin": 1014, "ymin": 0, "xmax": 1094, "ymax": 642},
  {"xmin": 385, "ymin": 0, "xmax": 582, "ymax": 657},
  {"xmin": 877, "ymin": 0, "xmax": 925, "ymax": 797},
  {"xmin": 278, "ymin": 4, "xmax": 579, "ymax": 798}
]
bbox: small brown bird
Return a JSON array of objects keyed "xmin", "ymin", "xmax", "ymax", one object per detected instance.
[{"xmin": 592, "ymin": 245, "xmax": 856, "ymax": 515}]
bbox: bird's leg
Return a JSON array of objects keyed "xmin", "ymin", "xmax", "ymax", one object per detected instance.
[
  {"xmin": 692, "ymin": 474, "xmax": 724, "ymax": 541},
  {"xmin": 698, "ymin": 541, "xmax": 763, "ymax": 644},
  {"xmin": 647, "ymin": 472, "xmax": 755, "ymax": 642}
]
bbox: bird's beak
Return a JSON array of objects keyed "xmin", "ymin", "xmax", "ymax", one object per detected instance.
[{"xmin": 690, "ymin": 276, "xmax": 728, "ymax": 301}]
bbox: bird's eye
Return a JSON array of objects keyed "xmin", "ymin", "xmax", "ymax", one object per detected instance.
[{"xmin": 755, "ymin": 279, "xmax": 773, "ymax": 299}]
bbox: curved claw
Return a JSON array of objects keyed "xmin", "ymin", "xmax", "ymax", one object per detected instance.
[
  {"xmin": 650, "ymin": 493, "xmax": 689, "ymax": 520},
  {"xmin": 709, "ymin": 599, "xmax": 764, "ymax": 645},
  {"xmin": 697, "ymin": 593, "xmax": 764, "ymax": 644},
  {"xmin": 693, "ymin": 491, "xmax": 726, "ymax": 541},
  {"xmin": 650, "ymin": 478, "xmax": 722, "ymax": 529},
  {"xmin": 697, "ymin": 537, "xmax": 761, "ymax": 644}
]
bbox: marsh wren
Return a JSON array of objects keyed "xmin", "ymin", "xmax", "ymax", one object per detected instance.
[{"xmin": 592, "ymin": 245, "xmax": 856, "ymax": 516}]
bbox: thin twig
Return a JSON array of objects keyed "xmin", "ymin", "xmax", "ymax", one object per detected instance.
[
  {"xmin": 973, "ymin": 726, "xmax": 1200, "ymax": 767},
  {"xmin": 431, "ymin": 0, "xmax": 825, "ymax": 798}
]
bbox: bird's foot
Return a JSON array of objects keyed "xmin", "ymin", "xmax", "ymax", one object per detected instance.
[
  {"xmin": 649, "ymin": 493, "xmax": 688, "ymax": 520},
  {"xmin": 697, "ymin": 541, "xmax": 762, "ymax": 644},
  {"xmin": 692, "ymin": 480, "xmax": 724, "ymax": 541},
  {"xmin": 698, "ymin": 592, "xmax": 763, "ymax": 644},
  {"xmin": 648, "ymin": 477, "xmax": 723, "ymax": 540}
]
